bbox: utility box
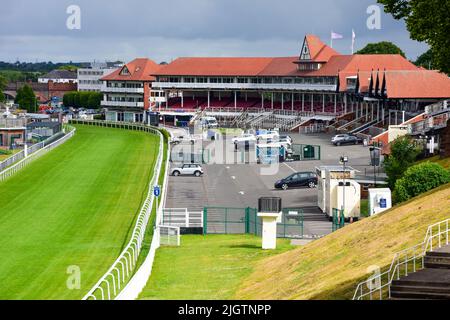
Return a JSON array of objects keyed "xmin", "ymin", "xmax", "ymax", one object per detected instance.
[
  {"xmin": 316, "ymin": 166, "xmax": 361, "ymax": 219},
  {"xmin": 368, "ymin": 188, "xmax": 392, "ymax": 216}
]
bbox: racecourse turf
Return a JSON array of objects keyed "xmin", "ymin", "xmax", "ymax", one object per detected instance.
[
  {"xmin": 139, "ymin": 235, "xmax": 293, "ymax": 300},
  {"xmin": 0, "ymin": 125, "xmax": 159, "ymax": 299}
]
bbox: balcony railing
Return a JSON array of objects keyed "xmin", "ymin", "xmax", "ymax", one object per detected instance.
[
  {"xmin": 0, "ymin": 118, "xmax": 27, "ymax": 129},
  {"xmin": 101, "ymin": 85, "xmax": 144, "ymax": 94},
  {"xmin": 152, "ymin": 82, "xmax": 337, "ymax": 92},
  {"xmin": 425, "ymin": 100, "xmax": 449, "ymax": 116},
  {"xmin": 101, "ymin": 101, "xmax": 144, "ymax": 108}
]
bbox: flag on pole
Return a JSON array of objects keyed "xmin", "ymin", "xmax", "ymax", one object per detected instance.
[
  {"xmin": 331, "ymin": 31, "xmax": 344, "ymax": 40},
  {"xmin": 331, "ymin": 31, "xmax": 343, "ymax": 48},
  {"xmin": 351, "ymin": 29, "xmax": 356, "ymax": 54}
]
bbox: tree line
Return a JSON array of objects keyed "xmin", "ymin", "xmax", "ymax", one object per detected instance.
[{"xmin": 63, "ymin": 91, "xmax": 103, "ymax": 109}]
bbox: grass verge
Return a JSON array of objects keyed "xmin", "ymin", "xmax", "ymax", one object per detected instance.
[{"xmin": 139, "ymin": 234, "xmax": 294, "ymax": 300}]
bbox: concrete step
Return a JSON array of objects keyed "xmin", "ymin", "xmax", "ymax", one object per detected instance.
[
  {"xmin": 424, "ymin": 249, "xmax": 450, "ymax": 269},
  {"xmin": 390, "ymin": 290, "xmax": 450, "ymax": 300},
  {"xmin": 427, "ymin": 250, "xmax": 450, "ymax": 258},
  {"xmin": 424, "ymin": 261, "xmax": 450, "ymax": 270},
  {"xmin": 391, "ymin": 284, "xmax": 450, "ymax": 295},
  {"xmin": 392, "ymin": 268, "xmax": 450, "ymax": 288}
]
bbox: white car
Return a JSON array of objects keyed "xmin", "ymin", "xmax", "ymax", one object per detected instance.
[
  {"xmin": 257, "ymin": 130, "xmax": 279, "ymax": 141},
  {"xmin": 171, "ymin": 135, "xmax": 196, "ymax": 145},
  {"xmin": 232, "ymin": 134, "xmax": 257, "ymax": 144},
  {"xmin": 171, "ymin": 164, "xmax": 204, "ymax": 177}
]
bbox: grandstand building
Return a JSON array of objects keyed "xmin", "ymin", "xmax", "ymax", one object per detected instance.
[
  {"xmin": 102, "ymin": 35, "xmax": 450, "ymax": 136},
  {"xmin": 101, "ymin": 58, "xmax": 163, "ymax": 122}
]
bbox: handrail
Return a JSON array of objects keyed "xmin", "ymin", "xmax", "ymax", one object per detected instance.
[
  {"xmin": 353, "ymin": 218, "xmax": 450, "ymax": 300},
  {"xmin": 72, "ymin": 120, "xmax": 166, "ymax": 300},
  {"xmin": 0, "ymin": 126, "xmax": 76, "ymax": 183}
]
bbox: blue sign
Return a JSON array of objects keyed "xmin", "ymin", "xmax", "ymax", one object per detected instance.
[
  {"xmin": 379, "ymin": 198, "xmax": 387, "ymax": 209},
  {"xmin": 153, "ymin": 186, "xmax": 161, "ymax": 197}
]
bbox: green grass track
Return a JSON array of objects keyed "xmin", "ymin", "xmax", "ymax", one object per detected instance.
[{"xmin": 0, "ymin": 124, "xmax": 159, "ymax": 299}]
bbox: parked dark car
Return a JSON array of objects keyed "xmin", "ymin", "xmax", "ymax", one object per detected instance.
[
  {"xmin": 274, "ymin": 172, "xmax": 318, "ymax": 190},
  {"xmin": 331, "ymin": 134, "xmax": 363, "ymax": 146}
]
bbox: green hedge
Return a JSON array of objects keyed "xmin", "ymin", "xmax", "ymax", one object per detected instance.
[{"xmin": 394, "ymin": 162, "xmax": 450, "ymax": 203}]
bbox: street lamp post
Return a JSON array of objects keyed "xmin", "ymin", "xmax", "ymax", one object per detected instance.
[
  {"xmin": 340, "ymin": 156, "xmax": 349, "ymax": 220},
  {"xmin": 369, "ymin": 146, "xmax": 381, "ymax": 187}
]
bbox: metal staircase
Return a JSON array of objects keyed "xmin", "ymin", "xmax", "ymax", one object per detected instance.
[{"xmin": 353, "ymin": 218, "xmax": 450, "ymax": 300}]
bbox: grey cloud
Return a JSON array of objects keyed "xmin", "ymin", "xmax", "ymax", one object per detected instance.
[{"xmin": 0, "ymin": 0, "xmax": 429, "ymax": 62}]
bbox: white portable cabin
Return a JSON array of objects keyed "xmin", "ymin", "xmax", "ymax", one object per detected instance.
[{"xmin": 316, "ymin": 166, "xmax": 361, "ymax": 219}]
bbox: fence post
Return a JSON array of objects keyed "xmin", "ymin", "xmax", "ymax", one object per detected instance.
[
  {"xmin": 203, "ymin": 207, "xmax": 207, "ymax": 235},
  {"xmin": 245, "ymin": 208, "xmax": 249, "ymax": 234},
  {"xmin": 225, "ymin": 208, "xmax": 228, "ymax": 234}
]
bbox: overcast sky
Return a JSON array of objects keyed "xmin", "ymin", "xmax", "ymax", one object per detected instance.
[{"xmin": 0, "ymin": 0, "xmax": 429, "ymax": 63}]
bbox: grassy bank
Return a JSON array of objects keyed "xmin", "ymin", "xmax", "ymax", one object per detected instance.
[{"xmin": 236, "ymin": 184, "xmax": 450, "ymax": 300}]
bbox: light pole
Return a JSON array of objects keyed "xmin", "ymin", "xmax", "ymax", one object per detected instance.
[
  {"xmin": 369, "ymin": 146, "xmax": 380, "ymax": 187},
  {"xmin": 340, "ymin": 156, "xmax": 349, "ymax": 220}
]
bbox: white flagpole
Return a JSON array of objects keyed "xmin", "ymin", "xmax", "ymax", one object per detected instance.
[{"xmin": 351, "ymin": 29, "xmax": 356, "ymax": 54}]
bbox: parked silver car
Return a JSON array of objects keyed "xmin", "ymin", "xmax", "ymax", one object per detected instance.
[
  {"xmin": 171, "ymin": 164, "xmax": 204, "ymax": 177},
  {"xmin": 331, "ymin": 134, "xmax": 362, "ymax": 146}
]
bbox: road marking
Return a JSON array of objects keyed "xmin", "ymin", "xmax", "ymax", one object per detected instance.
[{"xmin": 283, "ymin": 162, "xmax": 297, "ymax": 173}]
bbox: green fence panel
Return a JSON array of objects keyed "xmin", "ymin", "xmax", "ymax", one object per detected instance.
[
  {"xmin": 204, "ymin": 206, "xmax": 303, "ymax": 238},
  {"xmin": 332, "ymin": 208, "xmax": 345, "ymax": 232}
]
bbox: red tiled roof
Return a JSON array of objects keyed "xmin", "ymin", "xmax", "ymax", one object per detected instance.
[
  {"xmin": 154, "ymin": 57, "xmax": 275, "ymax": 77},
  {"xmin": 101, "ymin": 58, "xmax": 161, "ymax": 81},
  {"xmin": 384, "ymin": 70, "xmax": 450, "ymax": 99},
  {"xmin": 154, "ymin": 35, "xmax": 340, "ymax": 77},
  {"xmin": 303, "ymin": 34, "xmax": 339, "ymax": 62},
  {"xmin": 341, "ymin": 54, "xmax": 418, "ymax": 73},
  {"xmin": 358, "ymin": 71, "xmax": 373, "ymax": 93},
  {"xmin": 337, "ymin": 54, "xmax": 419, "ymax": 91}
]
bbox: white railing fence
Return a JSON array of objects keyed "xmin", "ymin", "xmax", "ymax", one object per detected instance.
[
  {"xmin": 0, "ymin": 127, "xmax": 76, "ymax": 183},
  {"xmin": 0, "ymin": 131, "xmax": 66, "ymax": 173},
  {"xmin": 114, "ymin": 124, "xmax": 172, "ymax": 300},
  {"xmin": 162, "ymin": 208, "xmax": 204, "ymax": 228},
  {"xmin": 353, "ymin": 218, "xmax": 450, "ymax": 300},
  {"xmin": 159, "ymin": 225, "xmax": 181, "ymax": 246},
  {"xmin": 0, "ymin": 149, "xmax": 25, "ymax": 172},
  {"xmin": 74, "ymin": 120, "xmax": 167, "ymax": 300}
]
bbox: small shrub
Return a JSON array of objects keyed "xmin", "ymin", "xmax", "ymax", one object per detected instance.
[
  {"xmin": 0, "ymin": 149, "xmax": 12, "ymax": 155},
  {"xmin": 159, "ymin": 128, "xmax": 170, "ymax": 143},
  {"xmin": 393, "ymin": 162, "xmax": 450, "ymax": 203}
]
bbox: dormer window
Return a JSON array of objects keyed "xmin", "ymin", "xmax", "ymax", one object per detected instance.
[
  {"xmin": 120, "ymin": 66, "xmax": 130, "ymax": 76},
  {"xmin": 300, "ymin": 43, "xmax": 311, "ymax": 60}
]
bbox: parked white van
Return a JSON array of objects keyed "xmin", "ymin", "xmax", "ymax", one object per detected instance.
[{"xmin": 200, "ymin": 117, "xmax": 218, "ymax": 128}]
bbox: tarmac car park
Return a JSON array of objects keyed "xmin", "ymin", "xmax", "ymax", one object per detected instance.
[{"xmin": 165, "ymin": 129, "xmax": 375, "ymax": 237}]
